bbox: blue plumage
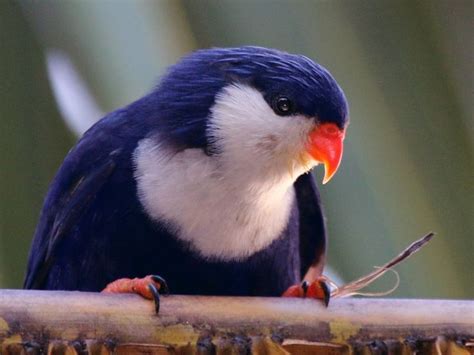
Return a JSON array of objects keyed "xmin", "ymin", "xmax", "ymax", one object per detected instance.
[{"xmin": 24, "ymin": 46, "xmax": 347, "ymax": 297}]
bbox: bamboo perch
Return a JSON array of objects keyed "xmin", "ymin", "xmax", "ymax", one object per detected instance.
[{"xmin": 0, "ymin": 290, "xmax": 473, "ymax": 354}]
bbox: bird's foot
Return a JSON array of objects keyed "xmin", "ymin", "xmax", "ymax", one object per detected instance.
[
  {"xmin": 282, "ymin": 276, "xmax": 331, "ymax": 306},
  {"xmin": 102, "ymin": 275, "xmax": 169, "ymax": 313}
]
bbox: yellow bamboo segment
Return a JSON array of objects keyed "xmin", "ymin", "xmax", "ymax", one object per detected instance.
[{"xmin": 0, "ymin": 290, "xmax": 472, "ymax": 354}]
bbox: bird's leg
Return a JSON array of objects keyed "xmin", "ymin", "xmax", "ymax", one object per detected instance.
[
  {"xmin": 282, "ymin": 276, "xmax": 331, "ymax": 306},
  {"xmin": 102, "ymin": 275, "xmax": 169, "ymax": 313}
]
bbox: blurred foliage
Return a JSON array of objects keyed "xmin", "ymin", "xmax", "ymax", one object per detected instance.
[
  {"xmin": 0, "ymin": 2, "xmax": 75, "ymax": 287},
  {"xmin": 0, "ymin": 0, "xmax": 472, "ymax": 298}
]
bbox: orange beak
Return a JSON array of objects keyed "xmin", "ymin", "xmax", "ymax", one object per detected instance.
[{"xmin": 306, "ymin": 123, "xmax": 345, "ymax": 184}]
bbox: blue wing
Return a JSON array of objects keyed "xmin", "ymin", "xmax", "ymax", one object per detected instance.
[
  {"xmin": 294, "ymin": 171, "xmax": 327, "ymax": 278},
  {"xmin": 23, "ymin": 113, "xmax": 139, "ymax": 289}
]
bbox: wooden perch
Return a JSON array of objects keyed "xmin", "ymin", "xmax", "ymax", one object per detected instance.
[{"xmin": 0, "ymin": 290, "xmax": 472, "ymax": 354}]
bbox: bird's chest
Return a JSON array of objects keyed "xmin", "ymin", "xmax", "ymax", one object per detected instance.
[
  {"xmin": 134, "ymin": 143, "xmax": 296, "ymax": 261},
  {"xmin": 162, "ymin": 181, "xmax": 296, "ymax": 261}
]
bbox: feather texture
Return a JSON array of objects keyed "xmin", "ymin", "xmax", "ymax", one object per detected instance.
[{"xmin": 24, "ymin": 46, "xmax": 347, "ymax": 296}]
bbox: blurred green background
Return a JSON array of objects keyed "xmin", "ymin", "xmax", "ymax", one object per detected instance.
[{"xmin": 0, "ymin": 0, "xmax": 472, "ymax": 298}]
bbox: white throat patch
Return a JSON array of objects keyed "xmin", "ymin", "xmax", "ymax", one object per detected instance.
[{"xmin": 134, "ymin": 84, "xmax": 317, "ymax": 260}]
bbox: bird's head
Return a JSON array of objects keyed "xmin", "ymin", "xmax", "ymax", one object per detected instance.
[{"xmin": 144, "ymin": 46, "xmax": 348, "ymax": 184}]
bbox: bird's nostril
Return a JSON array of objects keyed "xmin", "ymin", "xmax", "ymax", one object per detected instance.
[
  {"xmin": 318, "ymin": 123, "xmax": 343, "ymax": 139},
  {"xmin": 322, "ymin": 124, "xmax": 339, "ymax": 136}
]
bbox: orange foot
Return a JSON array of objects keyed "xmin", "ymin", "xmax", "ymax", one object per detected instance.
[
  {"xmin": 282, "ymin": 277, "xmax": 331, "ymax": 306},
  {"xmin": 102, "ymin": 275, "xmax": 169, "ymax": 313}
]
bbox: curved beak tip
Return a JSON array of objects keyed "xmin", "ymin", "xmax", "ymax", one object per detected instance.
[
  {"xmin": 306, "ymin": 123, "xmax": 345, "ymax": 185},
  {"xmin": 322, "ymin": 158, "xmax": 341, "ymax": 184},
  {"xmin": 322, "ymin": 166, "xmax": 333, "ymax": 185}
]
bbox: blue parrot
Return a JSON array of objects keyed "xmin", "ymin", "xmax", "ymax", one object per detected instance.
[{"xmin": 24, "ymin": 46, "xmax": 348, "ymax": 312}]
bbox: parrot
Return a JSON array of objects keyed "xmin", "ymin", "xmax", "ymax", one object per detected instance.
[{"xmin": 24, "ymin": 46, "xmax": 349, "ymax": 312}]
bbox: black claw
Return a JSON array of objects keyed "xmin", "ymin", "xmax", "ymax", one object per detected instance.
[
  {"xmin": 148, "ymin": 283, "xmax": 161, "ymax": 314},
  {"xmin": 301, "ymin": 280, "xmax": 309, "ymax": 297},
  {"xmin": 319, "ymin": 280, "xmax": 331, "ymax": 307},
  {"xmin": 151, "ymin": 275, "xmax": 169, "ymax": 294}
]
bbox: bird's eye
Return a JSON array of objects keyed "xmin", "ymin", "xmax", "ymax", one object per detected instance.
[{"xmin": 274, "ymin": 96, "xmax": 293, "ymax": 116}]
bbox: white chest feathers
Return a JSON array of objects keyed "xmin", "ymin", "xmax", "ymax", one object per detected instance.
[
  {"xmin": 134, "ymin": 140, "xmax": 296, "ymax": 261},
  {"xmin": 133, "ymin": 84, "xmax": 317, "ymax": 261}
]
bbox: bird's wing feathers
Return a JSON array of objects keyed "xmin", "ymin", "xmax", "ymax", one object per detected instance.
[
  {"xmin": 24, "ymin": 143, "xmax": 119, "ymax": 289},
  {"xmin": 294, "ymin": 171, "xmax": 327, "ymax": 278}
]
